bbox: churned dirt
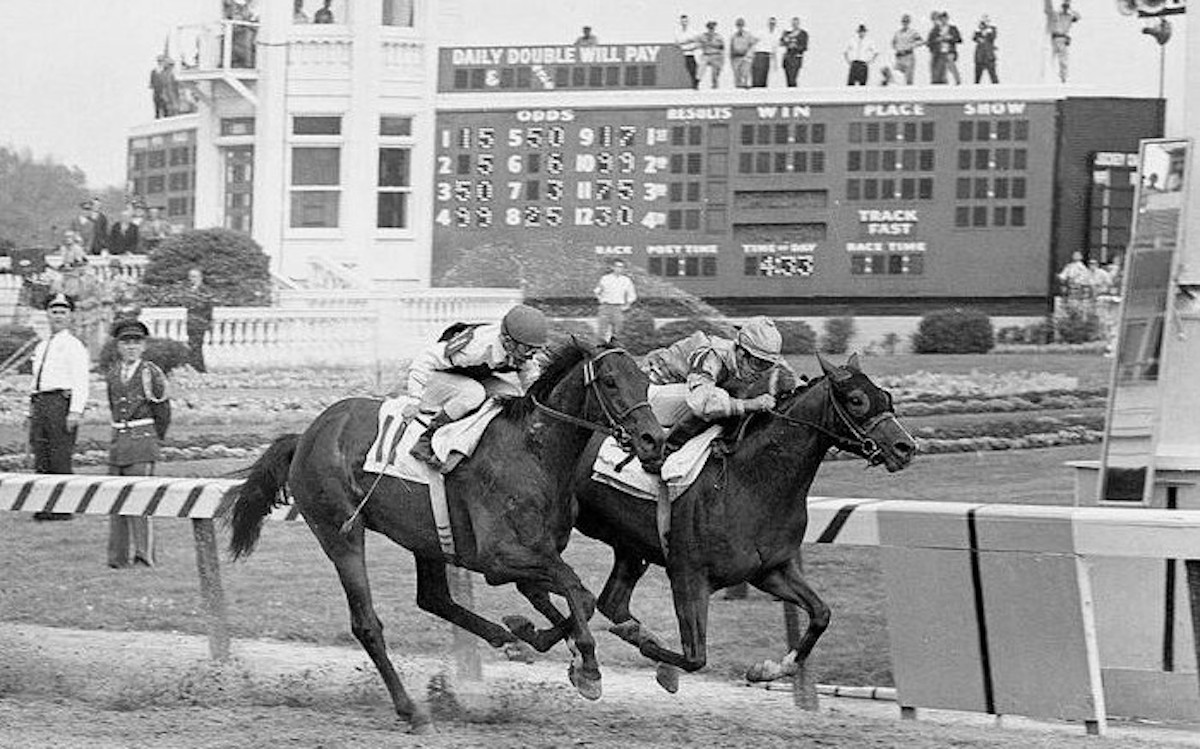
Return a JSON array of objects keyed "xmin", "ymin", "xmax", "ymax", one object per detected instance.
[{"xmin": 2, "ymin": 623, "xmax": 1198, "ymax": 749}]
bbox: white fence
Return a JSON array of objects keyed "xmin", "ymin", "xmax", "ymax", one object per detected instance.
[{"xmin": 140, "ymin": 288, "xmax": 522, "ymax": 367}]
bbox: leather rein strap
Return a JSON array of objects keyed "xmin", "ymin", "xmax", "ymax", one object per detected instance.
[
  {"xmin": 766, "ymin": 381, "xmax": 900, "ymax": 465},
  {"xmin": 531, "ymin": 348, "xmax": 651, "ymax": 451}
]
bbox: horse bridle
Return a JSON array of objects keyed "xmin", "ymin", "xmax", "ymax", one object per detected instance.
[
  {"xmin": 531, "ymin": 347, "xmax": 653, "ymax": 452},
  {"xmin": 767, "ymin": 379, "xmax": 907, "ymax": 466}
]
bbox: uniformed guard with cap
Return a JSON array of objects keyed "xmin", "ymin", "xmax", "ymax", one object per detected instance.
[
  {"xmin": 405, "ymin": 303, "xmax": 549, "ymax": 468},
  {"xmin": 105, "ymin": 318, "xmax": 171, "ymax": 567},
  {"xmin": 642, "ymin": 316, "xmax": 801, "ymax": 456},
  {"xmin": 28, "ymin": 293, "xmax": 91, "ymax": 520}
]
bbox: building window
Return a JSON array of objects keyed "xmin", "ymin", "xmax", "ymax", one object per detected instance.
[
  {"xmin": 378, "ymin": 148, "xmax": 410, "ymax": 228},
  {"xmin": 378, "ymin": 115, "xmax": 414, "ymax": 229},
  {"xmin": 290, "ymin": 147, "xmax": 340, "ymax": 228},
  {"xmin": 293, "ymin": 115, "xmax": 342, "ymax": 136},
  {"xmin": 220, "ymin": 117, "xmax": 256, "ymax": 136},
  {"xmin": 382, "ymin": 0, "xmax": 414, "ymax": 25}
]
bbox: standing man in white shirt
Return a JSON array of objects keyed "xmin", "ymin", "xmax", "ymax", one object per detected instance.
[
  {"xmin": 29, "ymin": 292, "xmax": 91, "ymax": 521},
  {"xmin": 751, "ymin": 16, "xmax": 780, "ymax": 88},
  {"xmin": 594, "ymin": 258, "xmax": 638, "ymax": 344},
  {"xmin": 674, "ymin": 14, "xmax": 701, "ymax": 89},
  {"xmin": 891, "ymin": 14, "xmax": 924, "ymax": 85},
  {"xmin": 844, "ymin": 24, "xmax": 879, "ymax": 86}
]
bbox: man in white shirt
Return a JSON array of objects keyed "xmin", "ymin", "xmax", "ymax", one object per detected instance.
[
  {"xmin": 751, "ymin": 16, "xmax": 780, "ymax": 88},
  {"xmin": 844, "ymin": 24, "xmax": 879, "ymax": 86},
  {"xmin": 594, "ymin": 258, "xmax": 638, "ymax": 344},
  {"xmin": 29, "ymin": 292, "xmax": 91, "ymax": 520},
  {"xmin": 674, "ymin": 14, "xmax": 701, "ymax": 89}
]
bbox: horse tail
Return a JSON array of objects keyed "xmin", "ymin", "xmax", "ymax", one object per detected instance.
[{"xmin": 225, "ymin": 433, "xmax": 300, "ymax": 559}]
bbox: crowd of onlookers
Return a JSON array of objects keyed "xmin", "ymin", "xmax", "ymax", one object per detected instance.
[
  {"xmin": 601, "ymin": 2, "xmax": 1082, "ymax": 89},
  {"xmin": 54, "ymin": 197, "xmax": 179, "ymax": 268}
]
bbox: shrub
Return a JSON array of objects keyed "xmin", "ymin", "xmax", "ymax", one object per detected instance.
[
  {"xmin": 0, "ymin": 324, "xmax": 37, "ymax": 373},
  {"xmin": 654, "ymin": 318, "xmax": 736, "ymax": 348},
  {"xmin": 98, "ymin": 336, "xmax": 193, "ymax": 375},
  {"xmin": 776, "ymin": 319, "xmax": 817, "ymax": 355},
  {"xmin": 996, "ymin": 325, "xmax": 1025, "ymax": 345},
  {"xmin": 820, "ymin": 316, "xmax": 856, "ymax": 354},
  {"xmin": 911, "ymin": 308, "xmax": 995, "ymax": 354},
  {"xmin": 1055, "ymin": 307, "xmax": 1102, "ymax": 344},
  {"xmin": 616, "ymin": 306, "xmax": 658, "ymax": 355},
  {"xmin": 139, "ymin": 229, "xmax": 272, "ymax": 308},
  {"xmin": 547, "ymin": 318, "xmax": 597, "ymax": 346}
]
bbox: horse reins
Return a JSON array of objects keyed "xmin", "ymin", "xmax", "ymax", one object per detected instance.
[
  {"xmin": 531, "ymin": 347, "xmax": 652, "ymax": 452},
  {"xmin": 767, "ymin": 380, "xmax": 905, "ymax": 466}
]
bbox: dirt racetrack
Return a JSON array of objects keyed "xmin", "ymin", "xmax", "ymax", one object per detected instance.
[{"xmin": 3, "ymin": 623, "xmax": 1199, "ymax": 749}]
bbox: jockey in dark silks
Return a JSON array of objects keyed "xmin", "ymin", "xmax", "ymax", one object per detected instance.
[
  {"xmin": 642, "ymin": 316, "xmax": 800, "ymax": 456},
  {"xmin": 405, "ymin": 304, "xmax": 548, "ymax": 467}
]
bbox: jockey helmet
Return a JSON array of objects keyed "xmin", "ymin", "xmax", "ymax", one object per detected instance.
[
  {"xmin": 736, "ymin": 316, "xmax": 783, "ymax": 364},
  {"xmin": 501, "ymin": 304, "xmax": 549, "ymax": 347}
]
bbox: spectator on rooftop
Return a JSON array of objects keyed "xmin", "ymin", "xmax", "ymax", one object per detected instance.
[
  {"xmin": 843, "ymin": 24, "xmax": 878, "ymax": 86},
  {"xmin": 293, "ymin": 0, "xmax": 309, "ymax": 23},
  {"xmin": 313, "ymin": 0, "xmax": 334, "ymax": 24},
  {"xmin": 780, "ymin": 17, "xmax": 808, "ymax": 87},
  {"xmin": 675, "ymin": 14, "xmax": 701, "ymax": 89},
  {"xmin": 973, "ymin": 14, "xmax": 999, "ymax": 83},
  {"xmin": 1047, "ymin": 0, "xmax": 1081, "ymax": 83},
  {"xmin": 729, "ymin": 18, "xmax": 757, "ymax": 89},
  {"xmin": 751, "ymin": 16, "xmax": 780, "ymax": 87},
  {"xmin": 576, "ymin": 26, "xmax": 598, "ymax": 46},
  {"xmin": 697, "ymin": 21, "xmax": 725, "ymax": 88},
  {"xmin": 891, "ymin": 14, "xmax": 923, "ymax": 85},
  {"xmin": 927, "ymin": 10, "xmax": 962, "ymax": 85}
]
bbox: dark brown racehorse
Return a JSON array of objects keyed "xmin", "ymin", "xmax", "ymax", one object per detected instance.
[
  {"xmin": 569, "ymin": 353, "xmax": 915, "ymax": 692},
  {"xmin": 224, "ymin": 340, "xmax": 664, "ymax": 732}
]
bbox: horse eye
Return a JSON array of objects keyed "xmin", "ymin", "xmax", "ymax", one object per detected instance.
[{"xmin": 846, "ymin": 391, "xmax": 870, "ymax": 416}]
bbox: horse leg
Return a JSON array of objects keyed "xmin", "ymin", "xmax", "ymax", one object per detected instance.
[
  {"xmin": 596, "ymin": 551, "xmax": 672, "ymax": 655},
  {"xmin": 314, "ymin": 523, "xmax": 432, "ymax": 733},
  {"xmin": 502, "ymin": 582, "xmax": 574, "ymax": 652},
  {"xmin": 540, "ymin": 559, "xmax": 603, "ymax": 701},
  {"xmin": 744, "ymin": 557, "xmax": 830, "ymax": 683},
  {"xmin": 412, "ymin": 556, "xmax": 520, "ymax": 648}
]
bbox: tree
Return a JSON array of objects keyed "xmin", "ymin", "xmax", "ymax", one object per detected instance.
[
  {"xmin": 0, "ymin": 146, "xmax": 91, "ymax": 248},
  {"xmin": 139, "ymin": 228, "xmax": 273, "ymax": 307}
]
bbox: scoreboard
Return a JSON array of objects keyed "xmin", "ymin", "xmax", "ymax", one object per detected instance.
[{"xmin": 431, "ymin": 91, "xmax": 1162, "ymax": 311}]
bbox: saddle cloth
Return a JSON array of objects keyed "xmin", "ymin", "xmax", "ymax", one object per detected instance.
[
  {"xmin": 591, "ymin": 424, "xmax": 723, "ymax": 502},
  {"xmin": 363, "ymin": 396, "xmax": 504, "ymax": 480}
]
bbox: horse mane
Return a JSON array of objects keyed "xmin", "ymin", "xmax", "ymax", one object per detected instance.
[
  {"xmin": 734, "ymin": 375, "xmax": 826, "ymax": 442},
  {"xmin": 495, "ymin": 338, "xmax": 590, "ymax": 421}
]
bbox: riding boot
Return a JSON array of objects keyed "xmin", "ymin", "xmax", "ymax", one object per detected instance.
[
  {"xmin": 663, "ymin": 414, "xmax": 708, "ymax": 459},
  {"xmin": 409, "ymin": 412, "xmax": 455, "ymax": 468}
]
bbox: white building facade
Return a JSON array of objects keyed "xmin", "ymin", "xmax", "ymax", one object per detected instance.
[{"xmin": 129, "ymin": 0, "xmax": 455, "ymax": 288}]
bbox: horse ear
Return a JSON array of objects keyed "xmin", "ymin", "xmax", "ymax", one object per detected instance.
[
  {"xmin": 816, "ymin": 353, "xmax": 834, "ymax": 376},
  {"xmin": 846, "ymin": 352, "xmax": 861, "ymax": 372}
]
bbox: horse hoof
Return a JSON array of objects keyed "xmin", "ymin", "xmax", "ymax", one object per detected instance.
[
  {"xmin": 655, "ymin": 664, "xmax": 680, "ymax": 694},
  {"xmin": 568, "ymin": 664, "xmax": 603, "ymax": 701},
  {"xmin": 409, "ymin": 711, "xmax": 435, "ymax": 735},
  {"xmin": 503, "ymin": 614, "xmax": 536, "ymax": 639},
  {"xmin": 745, "ymin": 660, "xmax": 782, "ymax": 683},
  {"xmin": 503, "ymin": 641, "xmax": 537, "ymax": 663}
]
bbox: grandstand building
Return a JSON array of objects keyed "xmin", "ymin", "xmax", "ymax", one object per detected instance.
[{"xmin": 128, "ymin": 1, "xmax": 1163, "ymax": 314}]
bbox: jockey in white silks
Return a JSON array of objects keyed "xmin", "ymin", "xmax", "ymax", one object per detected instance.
[
  {"xmin": 641, "ymin": 316, "xmax": 801, "ymax": 456},
  {"xmin": 405, "ymin": 304, "xmax": 549, "ymax": 468}
]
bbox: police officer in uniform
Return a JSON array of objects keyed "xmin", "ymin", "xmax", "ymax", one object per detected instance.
[
  {"xmin": 29, "ymin": 293, "xmax": 91, "ymax": 520},
  {"xmin": 105, "ymin": 319, "xmax": 171, "ymax": 567},
  {"xmin": 405, "ymin": 304, "xmax": 548, "ymax": 469}
]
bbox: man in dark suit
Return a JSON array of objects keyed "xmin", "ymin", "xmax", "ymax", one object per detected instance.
[{"xmin": 108, "ymin": 207, "xmax": 141, "ymax": 255}]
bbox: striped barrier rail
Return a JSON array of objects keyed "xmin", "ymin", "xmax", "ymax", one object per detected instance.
[{"xmin": 5, "ymin": 471, "xmax": 1200, "ymax": 733}]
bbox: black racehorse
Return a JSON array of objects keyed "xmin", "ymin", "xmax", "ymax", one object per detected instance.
[
  {"xmin": 568, "ymin": 353, "xmax": 916, "ymax": 692},
  {"xmin": 224, "ymin": 340, "xmax": 664, "ymax": 732}
]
